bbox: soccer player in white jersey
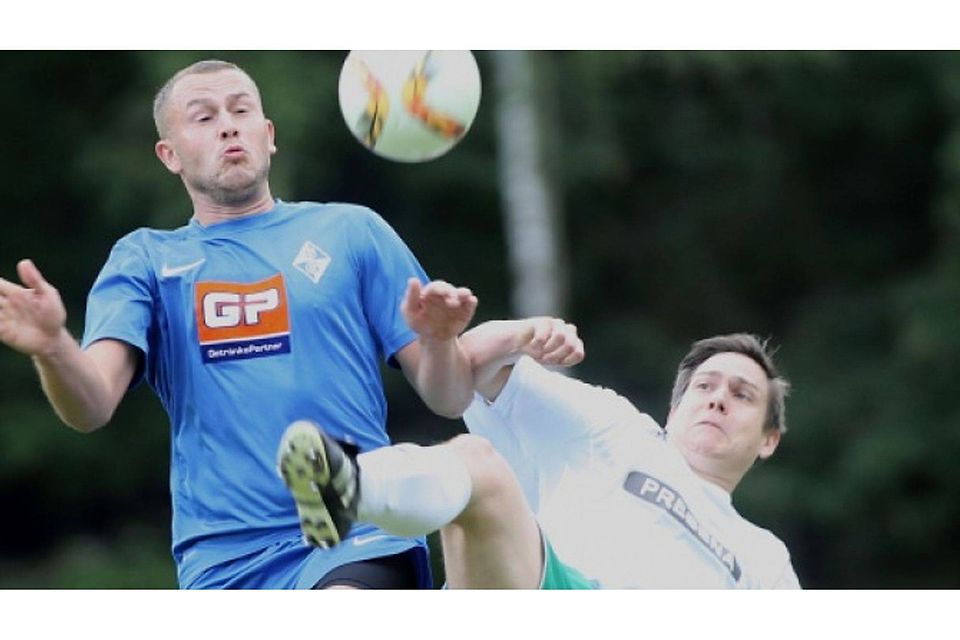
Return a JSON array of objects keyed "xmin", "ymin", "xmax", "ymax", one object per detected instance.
[{"xmin": 279, "ymin": 318, "xmax": 801, "ymax": 588}]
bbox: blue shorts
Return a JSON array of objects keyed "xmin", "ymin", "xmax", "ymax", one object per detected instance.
[{"xmin": 182, "ymin": 528, "xmax": 431, "ymax": 589}]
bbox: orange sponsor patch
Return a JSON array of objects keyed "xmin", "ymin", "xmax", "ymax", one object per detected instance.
[{"xmin": 194, "ymin": 274, "xmax": 291, "ymax": 363}]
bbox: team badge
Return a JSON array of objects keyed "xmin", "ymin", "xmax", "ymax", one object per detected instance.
[
  {"xmin": 293, "ymin": 241, "xmax": 332, "ymax": 284},
  {"xmin": 195, "ymin": 273, "xmax": 292, "ymax": 363}
]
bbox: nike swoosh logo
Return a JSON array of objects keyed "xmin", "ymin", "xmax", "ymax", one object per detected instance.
[
  {"xmin": 160, "ymin": 258, "xmax": 206, "ymax": 278},
  {"xmin": 351, "ymin": 534, "xmax": 387, "ymax": 547}
]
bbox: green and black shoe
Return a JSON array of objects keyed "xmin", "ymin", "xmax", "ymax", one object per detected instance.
[{"xmin": 277, "ymin": 420, "xmax": 360, "ymax": 548}]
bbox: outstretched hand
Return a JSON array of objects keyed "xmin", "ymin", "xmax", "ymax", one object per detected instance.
[
  {"xmin": 401, "ymin": 278, "xmax": 478, "ymax": 343},
  {"xmin": 460, "ymin": 316, "xmax": 584, "ymax": 401},
  {"xmin": 0, "ymin": 259, "xmax": 68, "ymax": 357},
  {"xmin": 520, "ymin": 317, "xmax": 584, "ymax": 367}
]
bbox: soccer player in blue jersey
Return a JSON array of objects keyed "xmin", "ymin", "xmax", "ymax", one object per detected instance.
[{"xmin": 0, "ymin": 59, "xmax": 479, "ymax": 589}]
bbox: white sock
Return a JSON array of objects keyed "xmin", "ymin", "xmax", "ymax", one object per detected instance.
[{"xmin": 357, "ymin": 443, "xmax": 472, "ymax": 537}]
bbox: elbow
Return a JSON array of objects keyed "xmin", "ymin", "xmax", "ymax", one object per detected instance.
[
  {"xmin": 61, "ymin": 410, "xmax": 111, "ymax": 434},
  {"xmin": 435, "ymin": 406, "xmax": 466, "ymax": 420},
  {"xmin": 64, "ymin": 421, "xmax": 105, "ymax": 435},
  {"xmin": 426, "ymin": 392, "xmax": 473, "ymax": 420},
  {"xmin": 67, "ymin": 420, "xmax": 107, "ymax": 435}
]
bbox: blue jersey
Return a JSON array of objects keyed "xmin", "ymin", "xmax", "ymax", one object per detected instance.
[{"xmin": 81, "ymin": 200, "xmax": 431, "ymax": 588}]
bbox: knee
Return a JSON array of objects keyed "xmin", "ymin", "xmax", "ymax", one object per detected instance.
[
  {"xmin": 448, "ymin": 433, "xmax": 502, "ymax": 469},
  {"xmin": 447, "ymin": 434, "xmax": 517, "ymax": 506}
]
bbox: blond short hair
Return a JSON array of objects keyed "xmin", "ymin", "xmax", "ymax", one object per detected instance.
[{"xmin": 152, "ymin": 60, "xmax": 258, "ymax": 137}]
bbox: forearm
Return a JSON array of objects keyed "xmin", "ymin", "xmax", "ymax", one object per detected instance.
[
  {"xmin": 411, "ymin": 337, "xmax": 475, "ymax": 419},
  {"xmin": 460, "ymin": 319, "xmax": 533, "ymax": 401},
  {"xmin": 32, "ymin": 329, "xmax": 118, "ymax": 433},
  {"xmin": 464, "ymin": 317, "xmax": 585, "ymax": 402},
  {"xmin": 397, "ymin": 278, "xmax": 480, "ymax": 417}
]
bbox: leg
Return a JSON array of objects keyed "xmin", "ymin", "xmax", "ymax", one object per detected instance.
[
  {"xmin": 312, "ymin": 550, "xmax": 420, "ymax": 589},
  {"xmin": 355, "ymin": 432, "xmax": 543, "ymax": 588},
  {"xmin": 279, "ymin": 422, "xmax": 543, "ymax": 588},
  {"xmin": 439, "ymin": 434, "xmax": 543, "ymax": 589}
]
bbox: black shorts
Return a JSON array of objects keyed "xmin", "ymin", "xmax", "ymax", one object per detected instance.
[{"xmin": 312, "ymin": 549, "xmax": 421, "ymax": 589}]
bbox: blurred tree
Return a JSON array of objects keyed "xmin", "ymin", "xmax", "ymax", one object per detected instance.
[{"xmin": 493, "ymin": 50, "xmax": 567, "ymax": 317}]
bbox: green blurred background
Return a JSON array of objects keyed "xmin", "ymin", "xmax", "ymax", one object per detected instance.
[{"xmin": 1, "ymin": 51, "xmax": 958, "ymax": 588}]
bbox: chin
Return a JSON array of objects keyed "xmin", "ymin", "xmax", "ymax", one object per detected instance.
[
  {"xmin": 685, "ymin": 432, "xmax": 726, "ymax": 457},
  {"xmin": 224, "ymin": 189, "xmax": 262, "ymax": 206},
  {"xmin": 213, "ymin": 174, "xmax": 266, "ymax": 204}
]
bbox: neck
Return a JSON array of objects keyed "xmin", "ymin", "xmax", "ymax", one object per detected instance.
[
  {"xmin": 190, "ymin": 188, "xmax": 275, "ymax": 227},
  {"xmin": 691, "ymin": 467, "xmax": 737, "ymax": 494},
  {"xmin": 668, "ymin": 436, "xmax": 739, "ymax": 493}
]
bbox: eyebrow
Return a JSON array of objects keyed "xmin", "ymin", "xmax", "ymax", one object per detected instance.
[
  {"xmin": 693, "ymin": 370, "xmax": 762, "ymax": 392},
  {"xmin": 185, "ymin": 92, "xmax": 255, "ymax": 110}
]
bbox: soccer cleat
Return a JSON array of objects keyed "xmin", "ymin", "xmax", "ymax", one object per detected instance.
[{"xmin": 277, "ymin": 420, "xmax": 360, "ymax": 548}]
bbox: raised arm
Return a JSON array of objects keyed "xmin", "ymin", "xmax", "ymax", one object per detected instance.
[
  {"xmin": 458, "ymin": 319, "xmax": 586, "ymax": 513},
  {"xmin": 460, "ymin": 317, "xmax": 584, "ymax": 401},
  {"xmin": 0, "ymin": 259, "xmax": 137, "ymax": 433},
  {"xmin": 395, "ymin": 278, "xmax": 478, "ymax": 419}
]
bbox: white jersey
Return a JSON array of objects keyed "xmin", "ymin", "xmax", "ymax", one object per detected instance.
[{"xmin": 463, "ymin": 356, "xmax": 800, "ymax": 589}]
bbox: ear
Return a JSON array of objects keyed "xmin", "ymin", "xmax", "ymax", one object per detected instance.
[
  {"xmin": 155, "ymin": 139, "xmax": 182, "ymax": 175},
  {"xmin": 757, "ymin": 428, "xmax": 781, "ymax": 460},
  {"xmin": 266, "ymin": 119, "xmax": 277, "ymax": 155}
]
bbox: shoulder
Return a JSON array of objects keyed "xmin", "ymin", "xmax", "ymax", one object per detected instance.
[
  {"xmin": 112, "ymin": 225, "xmax": 190, "ymax": 252},
  {"xmin": 279, "ymin": 202, "xmax": 401, "ymax": 246},
  {"xmin": 511, "ymin": 357, "xmax": 662, "ymax": 435},
  {"xmin": 100, "ymin": 225, "xmax": 196, "ymax": 280},
  {"xmin": 110, "ymin": 225, "xmax": 192, "ymax": 261},
  {"xmin": 746, "ymin": 522, "xmax": 791, "ymax": 555},
  {"xmin": 755, "ymin": 528, "xmax": 799, "ymax": 587},
  {"xmin": 282, "ymin": 200, "xmax": 383, "ymax": 225},
  {"xmin": 106, "ymin": 228, "xmax": 162, "ymax": 264},
  {"xmin": 735, "ymin": 516, "xmax": 796, "ymax": 578}
]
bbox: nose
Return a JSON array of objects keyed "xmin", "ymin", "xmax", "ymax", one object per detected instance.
[
  {"xmin": 707, "ymin": 389, "xmax": 727, "ymax": 414},
  {"xmin": 219, "ymin": 114, "xmax": 239, "ymax": 139}
]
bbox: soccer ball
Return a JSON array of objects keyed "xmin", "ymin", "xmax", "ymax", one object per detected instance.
[{"xmin": 338, "ymin": 50, "xmax": 482, "ymax": 163}]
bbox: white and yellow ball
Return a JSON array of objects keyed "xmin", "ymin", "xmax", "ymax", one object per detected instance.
[{"xmin": 338, "ymin": 50, "xmax": 482, "ymax": 162}]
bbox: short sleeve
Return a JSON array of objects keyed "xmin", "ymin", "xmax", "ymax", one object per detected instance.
[
  {"xmin": 81, "ymin": 234, "xmax": 156, "ymax": 386},
  {"xmin": 356, "ymin": 209, "xmax": 428, "ymax": 367}
]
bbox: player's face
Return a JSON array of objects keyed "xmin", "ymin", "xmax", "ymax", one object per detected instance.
[
  {"xmin": 156, "ymin": 69, "xmax": 276, "ymax": 206},
  {"xmin": 666, "ymin": 352, "xmax": 780, "ymax": 489}
]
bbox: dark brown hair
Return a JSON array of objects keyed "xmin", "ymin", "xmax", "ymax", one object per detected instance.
[{"xmin": 670, "ymin": 333, "xmax": 790, "ymax": 434}]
